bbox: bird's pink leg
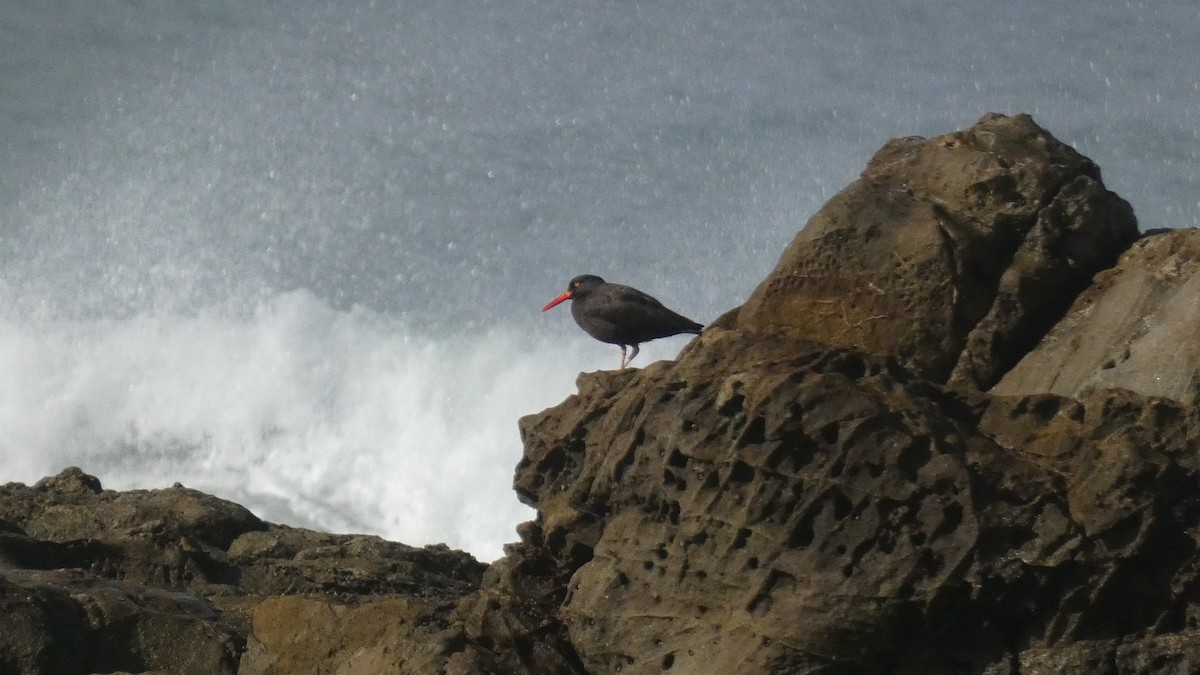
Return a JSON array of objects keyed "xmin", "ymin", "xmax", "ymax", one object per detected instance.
[
  {"xmin": 626, "ymin": 344, "xmax": 639, "ymax": 368},
  {"xmin": 618, "ymin": 345, "xmax": 627, "ymax": 369}
]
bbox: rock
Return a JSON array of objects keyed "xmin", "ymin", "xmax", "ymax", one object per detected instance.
[
  {"xmin": 501, "ymin": 117, "xmax": 1200, "ymax": 673},
  {"xmin": 238, "ymin": 596, "xmax": 459, "ymax": 675},
  {"xmin": 32, "ymin": 466, "xmax": 102, "ymax": 495},
  {"xmin": 724, "ymin": 113, "xmax": 1137, "ymax": 390},
  {"xmin": 450, "ymin": 535, "xmax": 589, "ymax": 674},
  {"xmin": 231, "ymin": 533, "xmax": 493, "ymax": 673},
  {"xmin": 0, "ymin": 568, "xmax": 242, "ymax": 675},
  {"xmin": 513, "ymin": 341, "xmax": 1200, "ymax": 672},
  {"xmin": 517, "ymin": 345, "xmax": 997, "ymax": 672},
  {"xmin": 1013, "ymin": 633, "xmax": 1200, "ymax": 674},
  {"xmin": 227, "ymin": 528, "xmax": 485, "ymax": 598},
  {"xmin": 977, "ymin": 389, "xmax": 1200, "ymax": 670},
  {"xmin": 0, "ymin": 574, "xmax": 90, "ymax": 675},
  {"xmin": 0, "ymin": 468, "xmax": 486, "ymax": 675},
  {"xmin": 993, "ymin": 228, "xmax": 1200, "ymax": 403},
  {"xmin": 3, "ymin": 467, "xmax": 265, "ymax": 551}
]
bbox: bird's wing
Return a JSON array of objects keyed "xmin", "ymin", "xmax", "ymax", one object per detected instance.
[
  {"xmin": 588, "ymin": 284, "xmax": 700, "ymax": 339},
  {"xmin": 608, "ymin": 283, "xmax": 669, "ymax": 310}
]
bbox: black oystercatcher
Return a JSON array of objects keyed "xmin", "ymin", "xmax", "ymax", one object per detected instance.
[{"xmin": 542, "ymin": 274, "xmax": 703, "ymax": 369}]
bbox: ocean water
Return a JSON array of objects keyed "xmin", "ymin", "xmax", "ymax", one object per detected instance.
[{"xmin": 2, "ymin": 1, "xmax": 1197, "ymax": 560}]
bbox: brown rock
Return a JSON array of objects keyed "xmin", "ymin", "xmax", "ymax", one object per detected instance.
[
  {"xmin": 227, "ymin": 529, "xmax": 485, "ymax": 598},
  {"xmin": 0, "ymin": 568, "xmax": 242, "ymax": 674},
  {"xmin": 498, "ymin": 117, "xmax": 1199, "ymax": 672},
  {"xmin": 727, "ymin": 113, "xmax": 1137, "ymax": 389},
  {"xmin": 518, "ymin": 344, "xmax": 1001, "ymax": 673},
  {"xmin": 450, "ymin": 536, "xmax": 588, "ymax": 674},
  {"xmin": 238, "ymin": 596, "xmax": 459, "ymax": 675},
  {"xmin": 0, "ymin": 574, "xmax": 90, "ymax": 675},
  {"xmin": 3, "ymin": 467, "xmax": 265, "ymax": 552},
  {"xmin": 993, "ymin": 228, "xmax": 1200, "ymax": 404},
  {"xmin": 0, "ymin": 468, "xmax": 487, "ymax": 674},
  {"xmin": 515, "ymin": 337, "xmax": 1200, "ymax": 672}
]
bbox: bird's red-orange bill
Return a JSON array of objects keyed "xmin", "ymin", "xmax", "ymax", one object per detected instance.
[{"xmin": 542, "ymin": 291, "xmax": 572, "ymax": 312}]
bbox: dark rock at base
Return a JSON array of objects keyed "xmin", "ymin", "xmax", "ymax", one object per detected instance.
[
  {"xmin": 1, "ymin": 569, "xmax": 243, "ymax": 675},
  {"xmin": 0, "ymin": 468, "xmax": 486, "ymax": 675}
]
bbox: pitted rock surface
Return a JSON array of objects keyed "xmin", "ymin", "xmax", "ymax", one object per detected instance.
[
  {"xmin": 518, "ymin": 344, "xmax": 993, "ymax": 672},
  {"xmin": 514, "ymin": 338, "xmax": 1200, "ymax": 673}
]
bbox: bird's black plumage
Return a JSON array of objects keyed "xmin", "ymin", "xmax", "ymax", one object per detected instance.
[{"xmin": 543, "ymin": 274, "xmax": 703, "ymax": 369}]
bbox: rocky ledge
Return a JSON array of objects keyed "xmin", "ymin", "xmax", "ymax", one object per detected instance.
[{"xmin": 6, "ymin": 113, "xmax": 1200, "ymax": 674}]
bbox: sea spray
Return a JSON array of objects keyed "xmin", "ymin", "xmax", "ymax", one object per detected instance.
[{"xmin": 0, "ymin": 289, "xmax": 601, "ymax": 560}]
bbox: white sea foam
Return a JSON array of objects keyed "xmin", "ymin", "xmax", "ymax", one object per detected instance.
[{"xmin": 0, "ymin": 289, "xmax": 615, "ymax": 560}]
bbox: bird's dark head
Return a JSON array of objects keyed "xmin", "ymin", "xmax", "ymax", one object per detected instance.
[
  {"xmin": 542, "ymin": 274, "xmax": 606, "ymax": 311},
  {"xmin": 565, "ymin": 274, "xmax": 605, "ymax": 296}
]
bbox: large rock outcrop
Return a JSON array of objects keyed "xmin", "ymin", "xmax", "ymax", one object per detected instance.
[
  {"xmin": 723, "ymin": 112, "xmax": 1138, "ymax": 390},
  {"xmin": 8, "ymin": 113, "xmax": 1200, "ymax": 674},
  {"xmin": 514, "ymin": 344, "xmax": 1200, "ymax": 673},
  {"xmin": 498, "ymin": 114, "xmax": 1200, "ymax": 673}
]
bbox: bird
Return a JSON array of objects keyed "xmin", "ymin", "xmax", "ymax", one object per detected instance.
[{"xmin": 542, "ymin": 274, "xmax": 703, "ymax": 369}]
